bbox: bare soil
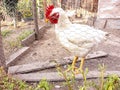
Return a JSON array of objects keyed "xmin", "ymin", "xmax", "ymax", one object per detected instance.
[{"xmin": 1, "ymin": 20, "xmax": 45, "ymax": 57}]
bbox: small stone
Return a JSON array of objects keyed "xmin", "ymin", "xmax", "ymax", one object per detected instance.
[
  {"xmin": 63, "ymin": 65, "xmax": 67, "ymax": 69},
  {"xmin": 32, "ymin": 52, "xmax": 37, "ymax": 56},
  {"xmin": 55, "ymin": 85, "xmax": 61, "ymax": 89},
  {"xmin": 52, "ymin": 54, "xmax": 56, "ymax": 56},
  {"xmin": 33, "ymin": 41, "xmax": 39, "ymax": 45},
  {"xmin": 48, "ymin": 43, "xmax": 50, "ymax": 45},
  {"xmin": 64, "ymin": 56, "xmax": 73, "ymax": 61}
]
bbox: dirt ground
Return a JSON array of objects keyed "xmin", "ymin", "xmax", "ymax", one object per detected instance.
[
  {"xmin": 9, "ymin": 22, "xmax": 120, "ymax": 90},
  {"xmin": 1, "ymin": 20, "xmax": 45, "ymax": 57}
]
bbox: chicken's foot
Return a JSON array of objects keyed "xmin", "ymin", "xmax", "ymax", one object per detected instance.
[
  {"xmin": 66, "ymin": 56, "xmax": 85, "ymax": 74},
  {"xmin": 72, "ymin": 57, "xmax": 85, "ymax": 74}
]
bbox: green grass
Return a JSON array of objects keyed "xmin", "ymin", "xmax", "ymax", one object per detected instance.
[
  {"xmin": 1, "ymin": 29, "xmax": 12, "ymax": 37},
  {"xmin": 6, "ymin": 30, "xmax": 33, "ymax": 49},
  {"xmin": 2, "ymin": 30, "xmax": 33, "ymax": 53},
  {"xmin": 0, "ymin": 67, "xmax": 52, "ymax": 90},
  {"xmin": 17, "ymin": 30, "xmax": 33, "ymax": 41},
  {"xmin": 57, "ymin": 64, "xmax": 120, "ymax": 90},
  {"xmin": 7, "ymin": 40, "xmax": 21, "ymax": 49},
  {"xmin": 1, "ymin": 63, "xmax": 120, "ymax": 90}
]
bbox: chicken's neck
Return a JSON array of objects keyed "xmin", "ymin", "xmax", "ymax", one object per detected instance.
[{"xmin": 55, "ymin": 12, "xmax": 71, "ymax": 29}]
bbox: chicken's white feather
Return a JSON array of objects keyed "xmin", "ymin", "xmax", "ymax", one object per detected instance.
[{"xmin": 51, "ymin": 8, "xmax": 108, "ymax": 57}]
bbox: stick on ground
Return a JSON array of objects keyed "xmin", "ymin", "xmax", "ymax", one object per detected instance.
[{"xmin": 8, "ymin": 51, "xmax": 108, "ymax": 74}]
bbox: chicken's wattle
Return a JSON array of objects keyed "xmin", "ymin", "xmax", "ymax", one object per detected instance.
[{"xmin": 49, "ymin": 13, "xmax": 59, "ymax": 24}]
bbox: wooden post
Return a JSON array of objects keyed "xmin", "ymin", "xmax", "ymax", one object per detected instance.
[
  {"xmin": 43, "ymin": 0, "xmax": 47, "ymax": 21},
  {"xmin": 66, "ymin": 0, "xmax": 69, "ymax": 9},
  {"xmin": 75, "ymin": 0, "xmax": 77, "ymax": 9},
  {"xmin": 61, "ymin": 0, "xmax": 66, "ymax": 10},
  {"xmin": 32, "ymin": 0, "xmax": 39, "ymax": 40},
  {"xmin": 0, "ymin": 13, "xmax": 7, "ymax": 73},
  {"xmin": 56, "ymin": 0, "xmax": 61, "ymax": 7},
  {"xmin": 37, "ymin": 0, "xmax": 41, "ymax": 19}
]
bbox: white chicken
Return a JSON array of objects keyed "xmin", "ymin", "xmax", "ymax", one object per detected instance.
[
  {"xmin": 45, "ymin": 5, "xmax": 108, "ymax": 73},
  {"xmin": 65, "ymin": 10, "xmax": 76, "ymax": 22}
]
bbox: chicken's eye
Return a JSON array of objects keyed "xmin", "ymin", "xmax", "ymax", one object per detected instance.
[{"xmin": 51, "ymin": 13, "xmax": 59, "ymax": 19}]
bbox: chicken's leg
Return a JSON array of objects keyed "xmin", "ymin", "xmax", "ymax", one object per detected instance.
[
  {"xmin": 72, "ymin": 56, "xmax": 78, "ymax": 71},
  {"xmin": 79, "ymin": 57, "xmax": 85, "ymax": 72}
]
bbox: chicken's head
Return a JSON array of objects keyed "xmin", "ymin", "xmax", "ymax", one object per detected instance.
[{"xmin": 45, "ymin": 5, "xmax": 59, "ymax": 24}]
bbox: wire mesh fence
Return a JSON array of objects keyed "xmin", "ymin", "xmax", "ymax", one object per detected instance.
[{"xmin": 0, "ymin": 0, "xmax": 98, "ymax": 24}]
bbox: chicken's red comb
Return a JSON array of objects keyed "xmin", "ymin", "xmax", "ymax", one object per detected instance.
[{"xmin": 45, "ymin": 5, "xmax": 54, "ymax": 19}]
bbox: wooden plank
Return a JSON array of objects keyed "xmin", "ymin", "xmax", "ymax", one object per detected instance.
[
  {"xmin": 13, "ymin": 71, "xmax": 120, "ymax": 82},
  {"xmin": 38, "ymin": 24, "xmax": 51, "ymax": 39},
  {"xmin": 8, "ymin": 51, "xmax": 108, "ymax": 74},
  {"xmin": 6, "ymin": 47, "xmax": 30, "ymax": 67},
  {"xmin": 21, "ymin": 32, "xmax": 35, "ymax": 46}
]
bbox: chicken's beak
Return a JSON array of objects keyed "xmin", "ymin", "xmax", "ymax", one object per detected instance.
[{"xmin": 45, "ymin": 19, "xmax": 49, "ymax": 23}]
